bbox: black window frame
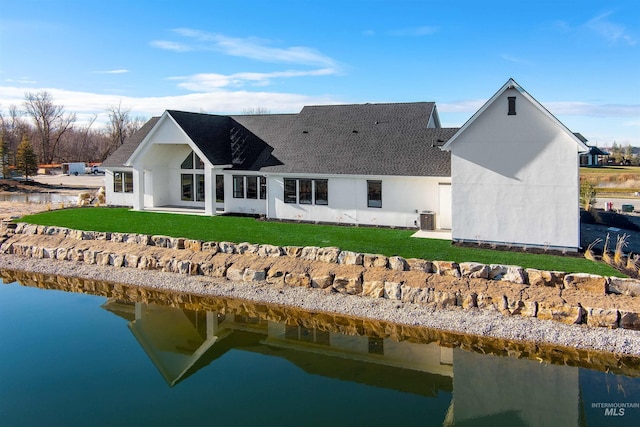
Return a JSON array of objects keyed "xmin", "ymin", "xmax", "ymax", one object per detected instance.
[
  {"xmin": 113, "ymin": 171, "xmax": 133, "ymax": 193},
  {"xmin": 181, "ymin": 174, "xmax": 194, "ymax": 201},
  {"xmin": 259, "ymin": 176, "xmax": 267, "ymax": 200},
  {"xmin": 314, "ymin": 179, "xmax": 328, "ymax": 205},
  {"xmin": 246, "ymin": 176, "xmax": 258, "ymax": 199},
  {"xmin": 299, "ymin": 179, "xmax": 313, "ymax": 204},
  {"xmin": 284, "ymin": 178, "xmax": 297, "ymax": 204},
  {"xmin": 367, "ymin": 180, "xmax": 382, "ymax": 208},
  {"xmin": 196, "ymin": 174, "xmax": 205, "ymax": 202},
  {"xmin": 216, "ymin": 174, "xmax": 225, "ymax": 203},
  {"xmin": 233, "ymin": 175, "xmax": 245, "ymax": 198}
]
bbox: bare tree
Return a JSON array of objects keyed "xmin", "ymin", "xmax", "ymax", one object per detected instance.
[
  {"xmin": 23, "ymin": 91, "xmax": 76, "ymax": 164},
  {"xmin": 242, "ymin": 107, "xmax": 271, "ymax": 115},
  {"xmin": 58, "ymin": 115, "xmax": 107, "ymax": 162},
  {"xmin": 103, "ymin": 102, "xmax": 146, "ymax": 160}
]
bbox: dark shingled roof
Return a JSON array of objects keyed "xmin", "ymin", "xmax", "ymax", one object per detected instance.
[
  {"xmin": 246, "ymin": 102, "xmax": 453, "ymax": 176},
  {"xmin": 101, "ymin": 116, "xmax": 160, "ymax": 167},
  {"xmin": 104, "ymin": 102, "xmax": 456, "ymax": 176}
]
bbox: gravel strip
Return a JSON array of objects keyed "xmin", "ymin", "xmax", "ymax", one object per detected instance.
[{"xmin": 1, "ymin": 254, "xmax": 639, "ymax": 357}]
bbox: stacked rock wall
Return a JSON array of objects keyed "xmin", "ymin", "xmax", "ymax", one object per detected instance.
[{"xmin": 1, "ymin": 221, "xmax": 639, "ymax": 330}]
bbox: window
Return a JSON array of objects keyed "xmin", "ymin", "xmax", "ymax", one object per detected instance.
[
  {"xmin": 508, "ymin": 96, "xmax": 516, "ymax": 115},
  {"xmin": 299, "ymin": 179, "xmax": 312, "ymax": 204},
  {"xmin": 216, "ymin": 175, "xmax": 224, "ymax": 203},
  {"xmin": 246, "ymin": 176, "xmax": 258, "ymax": 199},
  {"xmin": 181, "ymin": 174, "xmax": 194, "ymax": 201},
  {"xmin": 196, "ymin": 174, "xmax": 205, "ymax": 202},
  {"xmin": 367, "ymin": 180, "xmax": 382, "ymax": 208},
  {"xmin": 284, "ymin": 178, "xmax": 329, "ymax": 205},
  {"xmin": 181, "ymin": 151, "xmax": 204, "ymax": 169},
  {"xmin": 113, "ymin": 171, "xmax": 133, "ymax": 193},
  {"xmin": 314, "ymin": 180, "xmax": 328, "ymax": 205},
  {"xmin": 259, "ymin": 176, "xmax": 267, "ymax": 200},
  {"xmin": 284, "ymin": 178, "xmax": 297, "ymax": 203},
  {"xmin": 233, "ymin": 175, "xmax": 245, "ymax": 198},
  {"xmin": 181, "ymin": 151, "xmax": 205, "ymax": 202},
  {"xmin": 124, "ymin": 173, "xmax": 133, "ymax": 193},
  {"xmin": 233, "ymin": 175, "xmax": 267, "ymax": 199}
]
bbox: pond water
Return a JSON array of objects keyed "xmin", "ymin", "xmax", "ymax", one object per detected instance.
[
  {"xmin": 0, "ymin": 193, "xmax": 77, "ymax": 204},
  {"xmin": 1, "ymin": 271, "xmax": 639, "ymax": 426}
]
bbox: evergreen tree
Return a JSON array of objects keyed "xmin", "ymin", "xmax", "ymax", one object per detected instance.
[
  {"xmin": 16, "ymin": 135, "xmax": 38, "ymax": 181},
  {"xmin": 0, "ymin": 130, "xmax": 10, "ymax": 178}
]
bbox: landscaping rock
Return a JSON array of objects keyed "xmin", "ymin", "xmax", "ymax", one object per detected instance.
[
  {"xmin": 317, "ymin": 247, "xmax": 341, "ymax": 263},
  {"xmin": 389, "ymin": 256, "xmax": 408, "ymax": 271},
  {"xmin": 564, "ymin": 273, "xmax": 609, "ymax": 294},
  {"xmin": 406, "ymin": 258, "xmax": 433, "ymax": 273},
  {"xmin": 434, "ymin": 261, "xmax": 460, "ymax": 277},
  {"xmin": 460, "ymin": 262, "xmax": 489, "ymax": 279},
  {"xmin": 526, "ymin": 269, "xmax": 565, "ymax": 287},
  {"xmin": 338, "ymin": 251, "xmax": 363, "ymax": 265},
  {"xmin": 608, "ymin": 277, "xmax": 640, "ymax": 297},
  {"xmin": 363, "ymin": 254, "xmax": 388, "ymax": 269},
  {"xmin": 587, "ymin": 308, "xmax": 619, "ymax": 328}
]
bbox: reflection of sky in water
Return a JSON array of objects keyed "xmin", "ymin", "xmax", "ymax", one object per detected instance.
[
  {"xmin": 0, "ymin": 279, "xmax": 639, "ymax": 426},
  {"xmin": 0, "ymin": 193, "xmax": 77, "ymax": 203}
]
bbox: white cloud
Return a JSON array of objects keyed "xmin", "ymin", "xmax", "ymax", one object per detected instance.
[
  {"xmin": 171, "ymin": 68, "xmax": 336, "ymax": 91},
  {"xmin": 5, "ymin": 78, "xmax": 37, "ymax": 85},
  {"xmin": 0, "ymin": 85, "xmax": 342, "ymax": 127},
  {"xmin": 152, "ymin": 28, "xmax": 339, "ymax": 69},
  {"xmin": 586, "ymin": 11, "xmax": 636, "ymax": 46},
  {"xmin": 150, "ymin": 40, "xmax": 193, "ymax": 52},
  {"xmin": 546, "ymin": 101, "xmax": 640, "ymax": 117},
  {"xmin": 93, "ymin": 69, "xmax": 130, "ymax": 74}
]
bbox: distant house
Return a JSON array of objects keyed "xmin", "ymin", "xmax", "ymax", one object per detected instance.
[
  {"xmin": 578, "ymin": 133, "xmax": 608, "ymax": 167},
  {"xmin": 103, "ymin": 79, "xmax": 588, "ymax": 251}
]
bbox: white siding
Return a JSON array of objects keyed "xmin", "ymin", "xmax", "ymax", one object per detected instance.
[
  {"xmin": 449, "ymin": 88, "xmax": 581, "ymax": 250},
  {"xmin": 105, "ymin": 169, "xmax": 134, "ymax": 207},
  {"xmin": 223, "ymin": 173, "xmax": 268, "ymax": 215},
  {"xmin": 263, "ymin": 174, "xmax": 450, "ymax": 228}
]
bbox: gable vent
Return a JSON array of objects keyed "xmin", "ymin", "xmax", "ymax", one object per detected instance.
[{"xmin": 508, "ymin": 96, "xmax": 516, "ymax": 115}]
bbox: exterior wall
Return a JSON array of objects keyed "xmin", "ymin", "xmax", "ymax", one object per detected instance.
[
  {"xmin": 260, "ymin": 174, "xmax": 449, "ymax": 228},
  {"xmin": 449, "ymin": 88, "xmax": 581, "ymax": 250},
  {"xmin": 223, "ymin": 173, "xmax": 268, "ymax": 215},
  {"xmin": 104, "ymin": 168, "xmax": 135, "ymax": 207}
]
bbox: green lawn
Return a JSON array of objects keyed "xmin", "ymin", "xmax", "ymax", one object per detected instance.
[{"xmin": 17, "ymin": 207, "xmax": 621, "ymax": 276}]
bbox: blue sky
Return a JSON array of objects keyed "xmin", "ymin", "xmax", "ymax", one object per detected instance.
[{"xmin": 1, "ymin": 0, "xmax": 638, "ymax": 146}]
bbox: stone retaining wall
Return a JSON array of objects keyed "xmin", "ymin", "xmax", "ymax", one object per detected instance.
[{"xmin": 1, "ymin": 221, "xmax": 639, "ymax": 330}]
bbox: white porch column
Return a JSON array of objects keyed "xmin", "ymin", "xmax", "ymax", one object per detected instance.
[
  {"xmin": 132, "ymin": 168, "xmax": 144, "ymax": 211},
  {"xmin": 204, "ymin": 167, "xmax": 214, "ymax": 215}
]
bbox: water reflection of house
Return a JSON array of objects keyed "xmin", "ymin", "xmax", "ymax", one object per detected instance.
[
  {"xmin": 102, "ymin": 299, "xmax": 453, "ymax": 394},
  {"xmin": 102, "ymin": 300, "xmax": 635, "ymax": 426},
  {"xmin": 447, "ymin": 348, "xmax": 580, "ymax": 426}
]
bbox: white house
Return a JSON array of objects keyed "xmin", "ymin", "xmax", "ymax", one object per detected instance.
[{"xmin": 102, "ymin": 79, "xmax": 588, "ymax": 251}]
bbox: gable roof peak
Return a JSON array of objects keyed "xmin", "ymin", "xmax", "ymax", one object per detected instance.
[{"xmin": 441, "ymin": 78, "xmax": 589, "ymax": 152}]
